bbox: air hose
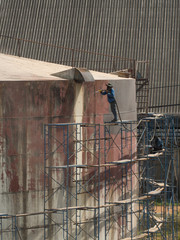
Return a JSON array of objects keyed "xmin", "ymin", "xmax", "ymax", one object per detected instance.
[{"xmin": 114, "ymin": 98, "xmax": 137, "ymax": 137}]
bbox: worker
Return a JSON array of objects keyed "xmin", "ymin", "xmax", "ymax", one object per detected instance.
[
  {"xmin": 151, "ymin": 135, "xmax": 163, "ymax": 153},
  {"xmin": 100, "ymin": 83, "xmax": 117, "ymax": 122}
]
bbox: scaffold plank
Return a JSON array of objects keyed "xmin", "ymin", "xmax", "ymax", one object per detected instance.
[
  {"xmin": 142, "ymin": 177, "xmax": 169, "ymax": 187},
  {"xmin": 147, "ymin": 149, "xmax": 165, "ymax": 157},
  {"xmin": 109, "ymin": 195, "xmax": 151, "ymax": 205},
  {"xmin": 122, "ymin": 233, "xmax": 148, "ymax": 240},
  {"xmin": 146, "ymin": 188, "xmax": 164, "ymax": 195},
  {"xmin": 45, "ymin": 150, "xmax": 165, "ymax": 170},
  {"xmin": 151, "ymin": 215, "xmax": 164, "ymax": 223},
  {"xmin": 144, "ymin": 223, "xmax": 163, "ymax": 233}
]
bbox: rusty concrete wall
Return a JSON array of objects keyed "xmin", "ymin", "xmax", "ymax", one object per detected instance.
[
  {"xmin": 0, "ymin": 80, "xmax": 76, "ymax": 239},
  {"xmin": 0, "ymin": 80, "xmax": 104, "ymax": 238},
  {"xmin": 0, "ymin": 79, "xmax": 137, "ymax": 239}
]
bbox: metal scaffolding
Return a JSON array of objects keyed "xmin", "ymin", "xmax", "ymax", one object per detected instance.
[
  {"xmin": 43, "ymin": 115, "xmax": 179, "ymax": 239},
  {"xmin": 137, "ymin": 114, "xmax": 179, "ymax": 240},
  {"xmin": 43, "ymin": 122, "xmax": 137, "ymax": 239},
  {"xmin": 44, "ymin": 123, "xmax": 101, "ymax": 239},
  {"xmin": 0, "ymin": 115, "xmax": 178, "ymax": 239}
]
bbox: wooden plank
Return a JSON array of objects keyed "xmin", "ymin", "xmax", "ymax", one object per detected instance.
[
  {"xmin": 144, "ymin": 223, "xmax": 163, "ymax": 233},
  {"xmin": 110, "ymin": 195, "xmax": 151, "ymax": 205},
  {"xmin": 151, "ymin": 215, "xmax": 164, "ymax": 223},
  {"xmin": 141, "ymin": 177, "xmax": 169, "ymax": 187},
  {"xmin": 147, "ymin": 149, "xmax": 165, "ymax": 158},
  {"xmin": 122, "ymin": 233, "xmax": 148, "ymax": 240},
  {"xmin": 146, "ymin": 187, "xmax": 164, "ymax": 196}
]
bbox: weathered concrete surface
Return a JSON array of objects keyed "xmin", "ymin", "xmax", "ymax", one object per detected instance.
[
  {"xmin": 92, "ymin": 78, "xmax": 137, "ymax": 122},
  {"xmin": 0, "ymin": 53, "xmax": 137, "ymax": 121},
  {"xmin": 0, "ymin": 54, "xmax": 137, "ymax": 239},
  {"xmin": 52, "ymin": 67, "xmax": 95, "ymax": 82},
  {"xmin": 0, "ymin": 53, "xmax": 71, "ymax": 81}
]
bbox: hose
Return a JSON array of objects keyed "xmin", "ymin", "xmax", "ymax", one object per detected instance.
[{"xmin": 114, "ymin": 98, "xmax": 137, "ymax": 136}]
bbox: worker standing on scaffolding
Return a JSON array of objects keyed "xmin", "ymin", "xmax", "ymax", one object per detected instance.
[
  {"xmin": 100, "ymin": 83, "xmax": 117, "ymax": 122},
  {"xmin": 151, "ymin": 135, "xmax": 163, "ymax": 153}
]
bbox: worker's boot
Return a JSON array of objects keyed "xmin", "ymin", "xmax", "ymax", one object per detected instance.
[{"xmin": 110, "ymin": 119, "xmax": 117, "ymax": 123}]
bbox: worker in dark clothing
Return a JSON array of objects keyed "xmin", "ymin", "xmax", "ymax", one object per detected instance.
[
  {"xmin": 100, "ymin": 83, "xmax": 117, "ymax": 122},
  {"xmin": 151, "ymin": 136, "xmax": 163, "ymax": 153}
]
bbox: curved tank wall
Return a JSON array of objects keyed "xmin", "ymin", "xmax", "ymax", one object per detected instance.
[{"xmin": 0, "ymin": 55, "xmax": 137, "ymax": 239}]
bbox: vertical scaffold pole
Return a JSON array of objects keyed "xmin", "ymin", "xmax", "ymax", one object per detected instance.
[
  {"xmin": 0, "ymin": 217, "xmax": 2, "ymax": 240},
  {"xmin": 104, "ymin": 125, "xmax": 107, "ymax": 240},
  {"xmin": 66, "ymin": 125, "xmax": 69, "ymax": 240},
  {"xmin": 171, "ymin": 117, "xmax": 175, "ymax": 239},
  {"xmin": 44, "ymin": 124, "xmax": 47, "ymax": 240},
  {"xmin": 164, "ymin": 117, "xmax": 168, "ymax": 238},
  {"xmin": 97, "ymin": 124, "xmax": 100, "ymax": 239},
  {"xmin": 146, "ymin": 120, "xmax": 150, "ymax": 238},
  {"xmin": 75, "ymin": 124, "xmax": 78, "ymax": 240},
  {"xmin": 130, "ymin": 123, "xmax": 133, "ymax": 239}
]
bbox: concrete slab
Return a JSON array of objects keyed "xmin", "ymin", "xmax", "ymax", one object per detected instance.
[
  {"xmin": 90, "ymin": 70, "xmax": 133, "ymax": 81},
  {"xmin": 0, "ymin": 53, "xmax": 134, "ymax": 82},
  {"xmin": 0, "ymin": 53, "xmax": 71, "ymax": 81}
]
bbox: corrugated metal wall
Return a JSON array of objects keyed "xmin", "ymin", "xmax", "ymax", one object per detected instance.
[{"xmin": 1, "ymin": 0, "xmax": 179, "ymax": 114}]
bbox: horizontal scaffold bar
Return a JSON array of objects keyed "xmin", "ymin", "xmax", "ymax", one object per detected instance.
[
  {"xmin": 46, "ymin": 150, "xmax": 165, "ymax": 169},
  {"xmin": 109, "ymin": 187, "xmax": 164, "ymax": 205},
  {"xmin": 122, "ymin": 233, "xmax": 148, "ymax": 240},
  {"xmin": 73, "ymin": 137, "xmax": 111, "ymax": 142},
  {"xmin": 46, "ymin": 160, "xmax": 136, "ymax": 169},
  {"xmin": 0, "ymin": 187, "xmax": 164, "ymax": 219}
]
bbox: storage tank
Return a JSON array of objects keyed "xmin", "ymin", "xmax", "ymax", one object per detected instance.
[{"xmin": 0, "ymin": 53, "xmax": 137, "ymax": 239}]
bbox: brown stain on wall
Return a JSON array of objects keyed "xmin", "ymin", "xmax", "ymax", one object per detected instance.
[
  {"xmin": 0, "ymin": 81, "xmax": 75, "ymax": 193},
  {"xmin": 0, "ymin": 79, "xmax": 137, "ymax": 238},
  {"xmin": 0, "ymin": 79, "xmax": 78, "ymax": 238}
]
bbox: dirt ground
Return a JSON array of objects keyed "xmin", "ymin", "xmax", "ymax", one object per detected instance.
[{"xmin": 155, "ymin": 205, "xmax": 180, "ymax": 215}]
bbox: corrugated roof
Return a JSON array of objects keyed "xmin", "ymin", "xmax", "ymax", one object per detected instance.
[{"xmin": 1, "ymin": 0, "xmax": 179, "ymax": 113}]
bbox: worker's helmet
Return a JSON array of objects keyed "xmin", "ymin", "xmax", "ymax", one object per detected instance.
[{"xmin": 106, "ymin": 83, "xmax": 113, "ymax": 89}]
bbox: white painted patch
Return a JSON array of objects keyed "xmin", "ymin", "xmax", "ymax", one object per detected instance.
[
  {"xmin": 74, "ymin": 83, "xmax": 84, "ymax": 124},
  {"xmin": 74, "ymin": 83, "xmax": 84, "ymax": 178}
]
